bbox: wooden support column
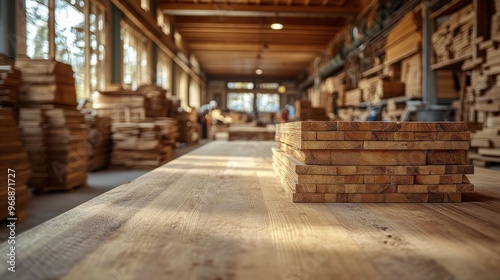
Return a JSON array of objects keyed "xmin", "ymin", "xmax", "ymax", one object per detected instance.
[
  {"xmin": 48, "ymin": 0, "xmax": 55, "ymax": 59},
  {"xmin": 15, "ymin": 0, "xmax": 26, "ymax": 58},
  {"xmin": 84, "ymin": 0, "xmax": 91, "ymax": 99}
]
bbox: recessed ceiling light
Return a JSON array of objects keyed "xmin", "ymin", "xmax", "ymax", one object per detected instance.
[{"xmin": 270, "ymin": 22, "xmax": 283, "ymax": 30}]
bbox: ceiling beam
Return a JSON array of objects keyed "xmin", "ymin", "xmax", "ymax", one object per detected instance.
[{"xmin": 160, "ymin": 3, "xmax": 360, "ymax": 17}]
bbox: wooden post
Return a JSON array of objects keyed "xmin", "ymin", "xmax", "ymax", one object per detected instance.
[
  {"xmin": 48, "ymin": 0, "xmax": 55, "ymax": 59},
  {"xmin": 84, "ymin": 0, "xmax": 91, "ymax": 99}
]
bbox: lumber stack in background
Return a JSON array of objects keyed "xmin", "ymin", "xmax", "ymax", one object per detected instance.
[
  {"xmin": 92, "ymin": 89, "xmax": 145, "ymax": 122},
  {"xmin": 0, "ymin": 108, "xmax": 32, "ymax": 220},
  {"xmin": 84, "ymin": 114, "xmax": 112, "ymax": 171},
  {"xmin": 385, "ymin": 5, "xmax": 422, "ymax": 64},
  {"xmin": 15, "ymin": 59, "xmax": 88, "ymax": 192},
  {"xmin": 174, "ymin": 110, "xmax": 199, "ymax": 146},
  {"xmin": 110, "ymin": 118, "xmax": 178, "ymax": 169},
  {"xmin": 274, "ymin": 121, "xmax": 473, "ymax": 203},
  {"xmin": 136, "ymin": 85, "xmax": 168, "ymax": 118},
  {"xmin": 432, "ymin": 4, "xmax": 473, "ymax": 65},
  {"xmin": 359, "ymin": 77, "xmax": 405, "ymax": 105},
  {"xmin": 0, "ymin": 57, "xmax": 22, "ymax": 107}
]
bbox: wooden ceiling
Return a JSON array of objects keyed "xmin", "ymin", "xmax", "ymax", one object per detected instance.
[{"xmin": 159, "ymin": 0, "xmax": 362, "ymax": 80}]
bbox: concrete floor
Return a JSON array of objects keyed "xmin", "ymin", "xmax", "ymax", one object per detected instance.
[{"xmin": 0, "ymin": 139, "xmax": 211, "ymax": 242}]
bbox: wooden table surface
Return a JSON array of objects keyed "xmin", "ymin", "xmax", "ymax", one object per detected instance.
[{"xmin": 1, "ymin": 141, "xmax": 500, "ymax": 280}]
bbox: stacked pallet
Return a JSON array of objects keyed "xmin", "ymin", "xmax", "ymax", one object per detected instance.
[
  {"xmin": 110, "ymin": 118, "xmax": 178, "ymax": 169},
  {"xmin": 385, "ymin": 5, "xmax": 422, "ymax": 64},
  {"xmin": 0, "ymin": 63, "xmax": 22, "ymax": 106},
  {"xmin": 0, "ymin": 108, "xmax": 32, "ymax": 220},
  {"xmin": 175, "ymin": 110, "xmax": 199, "ymax": 145},
  {"xmin": 273, "ymin": 121, "xmax": 474, "ymax": 203},
  {"xmin": 85, "ymin": 114, "xmax": 112, "ymax": 171},
  {"xmin": 432, "ymin": 4, "xmax": 473, "ymax": 64},
  {"xmin": 137, "ymin": 85, "xmax": 168, "ymax": 118},
  {"xmin": 92, "ymin": 89, "xmax": 145, "ymax": 122}
]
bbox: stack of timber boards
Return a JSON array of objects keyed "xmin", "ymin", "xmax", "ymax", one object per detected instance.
[
  {"xmin": 432, "ymin": 4, "xmax": 473, "ymax": 65},
  {"xmin": 0, "ymin": 108, "xmax": 32, "ymax": 220},
  {"xmin": 358, "ymin": 77, "xmax": 405, "ymax": 105},
  {"xmin": 110, "ymin": 118, "xmax": 178, "ymax": 169},
  {"xmin": 175, "ymin": 110, "xmax": 199, "ymax": 145},
  {"xmin": 92, "ymin": 89, "xmax": 145, "ymax": 122},
  {"xmin": 293, "ymin": 100, "xmax": 328, "ymax": 121},
  {"xmin": 385, "ymin": 5, "xmax": 422, "ymax": 64},
  {"xmin": 15, "ymin": 58, "xmax": 77, "ymax": 106},
  {"xmin": 85, "ymin": 114, "xmax": 112, "ymax": 171},
  {"xmin": 0, "ymin": 63, "xmax": 22, "ymax": 106},
  {"xmin": 42, "ymin": 109, "xmax": 88, "ymax": 191},
  {"xmin": 136, "ymin": 85, "xmax": 168, "ymax": 118},
  {"xmin": 273, "ymin": 121, "xmax": 474, "ymax": 203},
  {"xmin": 15, "ymin": 59, "xmax": 88, "ymax": 191}
]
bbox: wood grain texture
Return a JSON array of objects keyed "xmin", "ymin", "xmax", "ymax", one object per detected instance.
[{"xmin": 0, "ymin": 141, "xmax": 499, "ymax": 279}]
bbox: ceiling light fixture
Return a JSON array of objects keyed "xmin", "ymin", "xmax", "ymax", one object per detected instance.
[
  {"xmin": 270, "ymin": 13, "xmax": 283, "ymax": 30},
  {"xmin": 255, "ymin": 68, "xmax": 263, "ymax": 75}
]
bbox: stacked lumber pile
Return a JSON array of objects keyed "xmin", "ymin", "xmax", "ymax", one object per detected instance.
[
  {"xmin": 0, "ymin": 61, "xmax": 22, "ymax": 106},
  {"xmin": 15, "ymin": 58, "xmax": 77, "ymax": 106},
  {"xmin": 92, "ymin": 89, "xmax": 145, "ymax": 122},
  {"xmin": 385, "ymin": 5, "xmax": 422, "ymax": 64},
  {"xmin": 359, "ymin": 77, "xmax": 405, "ymax": 105},
  {"xmin": 15, "ymin": 59, "xmax": 88, "ymax": 191},
  {"xmin": 383, "ymin": 99, "xmax": 405, "ymax": 121},
  {"xmin": 110, "ymin": 118, "xmax": 178, "ymax": 169},
  {"xmin": 274, "ymin": 121, "xmax": 474, "ymax": 203},
  {"xmin": 337, "ymin": 108, "xmax": 369, "ymax": 121},
  {"xmin": 85, "ymin": 114, "xmax": 112, "ymax": 171},
  {"xmin": 136, "ymin": 85, "xmax": 168, "ymax": 118},
  {"xmin": 432, "ymin": 4, "xmax": 473, "ymax": 64},
  {"xmin": 0, "ymin": 108, "xmax": 32, "ymax": 220},
  {"xmin": 401, "ymin": 53, "xmax": 422, "ymax": 98},
  {"xmin": 175, "ymin": 110, "xmax": 199, "ymax": 145},
  {"xmin": 294, "ymin": 99, "xmax": 328, "ymax": 120},
  {"xmin": 436, "ymin": 70, "xmax": 460, "ymax": 99},
  {"xmin": 343, "ymin": 88, "xmax": 363, "ymax": 106}
]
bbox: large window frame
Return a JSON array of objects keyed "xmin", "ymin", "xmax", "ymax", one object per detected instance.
[{"xmin": 121, "ymin": 20, "xmax": 151, "ymax": 90}]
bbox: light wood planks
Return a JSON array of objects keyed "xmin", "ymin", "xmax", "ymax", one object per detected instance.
[
  {"xmin": 0, "ymin": 141, "xmax": 498, "ymax": 279},
  {"xmin": 275, "ymin": 121, "xmax": 473, "ymax": 202}
]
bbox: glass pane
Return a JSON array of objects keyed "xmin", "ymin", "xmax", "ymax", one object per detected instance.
[
  {"xmin": 258, "ymin": 82, "xmax": 279, "ymax": 90},
  {"xmin": 26, "ymin": 0, "xmax": 49, "ymax": 59},
  {"xmin": 227, "ymin": 93, "xmax": 254, "ymax": 113},
  {"xmin": 55, "ymin": 0, "xmax": 85, "ymax": 100},
  {"xmin": 227, "ymin": 82, "xmax": 254, "ymax": 90},
  {"xmin": 256, "ymin": 93, "xmax": 280, "ymax": 112}
]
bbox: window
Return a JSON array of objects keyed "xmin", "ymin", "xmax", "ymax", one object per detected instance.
[
  {"xmin": 89, "ymin": 1, "xmax": 106, "ymax": 94},
  {"xmin": 227, "ymin": 93, "xmax": 254, "ymax": 113},
  {"xmin": 227, "ymin": 82, "xmax": 254, "ymax": 90},
  {"xmin": 256, "ymin": 93, "xmax": 280, "ymax": 112},
  {"xmin": 189, "ymin": 79, "xmax": 200, "ymax": 109},
  {"xmin": 122, "ymin": 22, "xmax": 150, "ymax": 90},
  {"xmin": 258, "ymin": 83, "xmax": 279, "ymax": 90},
  {"xmin": 55, "ymin": 0, "xmax": 85, "ymax": 100},
  {"xmin": 26, "ymin": 0, "xmax": 49, "ymax": 59},
  {"xmin": 140, "ymin": 0, "xmax": 149, "ymax": 12},
  {"xmin": 156, "ymin": 50, "xmax": 171, "ymax": 93}
]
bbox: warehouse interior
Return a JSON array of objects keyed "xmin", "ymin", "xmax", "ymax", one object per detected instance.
[{"xmin": 1, "ymin": 0, "xmax": 500, "ymax": 279}]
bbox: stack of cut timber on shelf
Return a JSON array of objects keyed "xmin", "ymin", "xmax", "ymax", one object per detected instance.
[
  {"xmin": 43, "ymin": 108, "xmax": 88, "ymax": 191},
  {"xmin": 92, "ymin": 89, "xmax": 145, "ymax": 122},
  {"xmin": 15, "ymin": 58, "xmax": 77, "ymax": 106},
  {"xmin": 84, "ymin": 113, "xmax": 112, "ymax": 171},
  {"xmin": 294, "ymin": 99, "xmax": 328, "ymax": 120},
  {"xmin": 431, "ymin": 4, "xmax": 473, "ymax": 65},
  {"xmin": 175, "ymin": 110, "xmax": 199, "ymax": 145},
  {"xmin": 359, "ymin": 77, "xmax": 405, "ymax": 105},
  {"xmin": 273, "ymin": 121, "xmax": 474, "ymax": 203},
  {"xmin": 385, "ymin": 5, "xmax": 422, "ymax": 64},
  {"xmin": 401, "ymin": 53, "xmax": 422, "ymax": 98},
  {"xmin": 470, "ymin": 118, "xmax": 500, "ymax": 166},
  {"xmin": 0, "ymin": 62, "xmax": 22, "ymax": 106},
  {"xmin": 18, "ymin": 108, "xmax": 48, "ymax": 187},
  {"xmin": 0, "ymin": 108, "xmax": 32, "ymax": 220},
  {"xmin": 436, "ymin": 70, "xmax": 460, "ymax": 99},
  {"xmin": 137, "ymin": 85, "xmax": 168, "ymax": 118},
  {"xmin": 110, "ymin": 119, "xmax": 178, "ymax": 168},
  {"xmin": 343, "ymin": 88, "xmax": 363, "ymax": 106}
]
